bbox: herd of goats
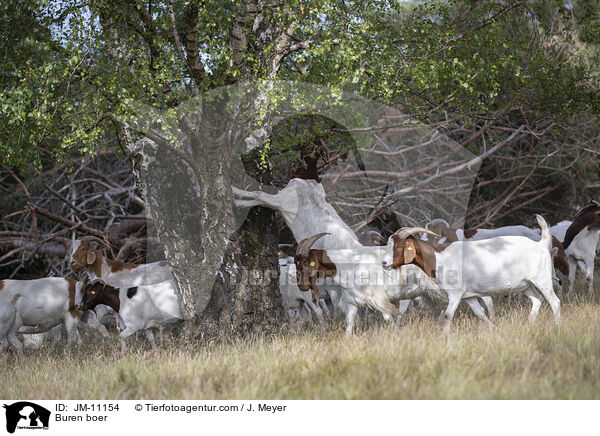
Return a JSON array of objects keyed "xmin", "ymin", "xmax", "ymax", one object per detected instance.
[{"xmin": 0, "ymin": 178, "xmax": 599, "ymax": 354}]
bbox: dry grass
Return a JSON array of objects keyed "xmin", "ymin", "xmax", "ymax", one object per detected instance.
[{"xmin": 2, "ymin": 284, "xmax": 600, "ymax": 399}]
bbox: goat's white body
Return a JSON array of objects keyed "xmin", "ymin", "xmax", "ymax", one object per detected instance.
[
  {"xmin": 385, "ymin": 218, "xmax": 560, "ymax": 329},
  {"xmin": 115, "ymin": 280, "xmax": 183, "ymax": 343},
  {"xmin": 234, "ymin": 179, "xmax": 362, "ymax": 250},
  {"xmin": 452, "ymin": 225, "xmax": 541, "ymax": 242},
  {"xmin": 0, "ymin": 278, "xmax": 108, "ymax": 346},
  {"xmin": 94, "ymin": 261, "xmax": 172, "ymax": 288},
  {"xmin": 0, "ymin": 298, "xmax": 22, "ymax": 354},
  {"xmin": 432, "ymin": 221, "xmax": 563, "ymax": 292},
  {"xmin": 322, "ymin": 246, "xmax": 457, "ymax": 332}
]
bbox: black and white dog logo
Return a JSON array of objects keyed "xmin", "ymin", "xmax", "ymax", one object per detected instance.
[{"xmin": 3, "ymin": 402, "xmax": 50, "ymax": 433}]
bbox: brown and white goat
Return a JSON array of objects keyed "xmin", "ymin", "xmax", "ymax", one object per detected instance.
[
  {"xmin": 562, "ymin": 201, "xmax": 600, "ymax": 294},
  {"xmin": 70, "ymin": 237, "xmax": 172, "ymax": 289},
  {"xmin": 382, "ymin": 216, "xmax": 560, "ymax": 330},
  {"xmin": 0, "ymin": 277, "xmax": 108, "ymax": 347},
  {"xmin": 293, "ymin": 233, "xmax": 338, "ymax": 307}
]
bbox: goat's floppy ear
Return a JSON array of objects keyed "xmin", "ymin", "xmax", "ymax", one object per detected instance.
[
  {"xmin": 86, "ymin": 250, "xmax": 96, "ymax": 265},
  {"xmin": 403, "ymin": 239, "xmax": 417, "ymax": 263}
]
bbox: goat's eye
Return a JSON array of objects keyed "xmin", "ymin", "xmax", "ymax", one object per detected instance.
[
  {"xmin": 91, "ymin": 290, "xmax": 96, "ymax": 295},
  {"xmin": 310, "ymin": 261, "xmax": 316, "ymax": 267},
  {"xmin": 407, "ymin": 247, "xmax": 413, "ymax": 251}
]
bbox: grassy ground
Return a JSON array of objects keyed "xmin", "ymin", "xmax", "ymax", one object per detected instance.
[{"xmin": 2, "ymin": 285, "xmax": 600, "ymax": 399}]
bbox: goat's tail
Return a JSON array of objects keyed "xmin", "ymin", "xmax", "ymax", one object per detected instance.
[{"xmin": 535, "ymin": 214, "xmax": 552, "ymax": 251}]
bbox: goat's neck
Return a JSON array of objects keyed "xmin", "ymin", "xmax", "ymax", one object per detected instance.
[
  {"xmin": 85, "ymin": 254, "xmax": 104, "ymax": 280},
  {"xmin": 97, "ymin": 286, "xmax": 121, "ymax": 313}
]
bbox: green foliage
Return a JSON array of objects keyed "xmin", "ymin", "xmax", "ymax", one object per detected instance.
[{"xmin": 0, "ymin": 0, "xmax": 598, "ymax": 180}]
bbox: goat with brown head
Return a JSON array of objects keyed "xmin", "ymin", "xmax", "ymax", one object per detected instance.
[
  {"xmin": 77, "ymin": 280, "xmax": 121, "ymax": 313},
  {"xmin": 562, "ymin": 200, "xmax": 600, "ymax": 294},
  {"xmin": 70, "ymin": 236, "xmax": 110, "ymax": 276},
  {"xmin": 563, "ymin": 201, "xmax": 600, "ymax": 249},
  {"xmin": 294, "ymin": 233, "xmax": 337, "ymax": 305},
  {"xmin": 387, "ymin": 227, "xmax": 439, "ymax": 278}
]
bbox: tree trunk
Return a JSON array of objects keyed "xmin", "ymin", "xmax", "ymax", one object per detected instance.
[{"xmin": 131, "ymin": 133, "xmax": 284, "ymax": 338}]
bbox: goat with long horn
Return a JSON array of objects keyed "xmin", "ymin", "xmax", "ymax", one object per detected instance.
[{"xmin": 294, "ymin": 233, "xmax": 335, "ymax": 306}]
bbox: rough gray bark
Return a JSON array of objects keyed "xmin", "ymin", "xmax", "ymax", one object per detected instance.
[{"xmin": 130, "ymin": 124, "xmax": 285, "ymax": 337}]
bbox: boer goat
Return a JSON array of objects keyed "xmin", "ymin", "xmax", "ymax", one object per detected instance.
[
  {"xmin": 70, "ymin": 237, "xmax": 172, "ymax": 288},
  {"xmin": 279, "ymin": 257, "xmax": 326, "ymax": 328},
  {"xmin": 562, "ymin": 201, "xmax": 600, "ymax": 294},
  {"xmin": 77, "ymin": 279, "xmax": 183, "ymax": 348},
  {"xmin": 383, "ymin": 215, "xmax": 560, "ymax": 330},
  {"xmin": 0, "ymin": 277, "xmax": 108, "ymax": 347}
]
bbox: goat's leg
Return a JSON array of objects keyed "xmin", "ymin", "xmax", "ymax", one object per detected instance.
[
  {"xmin": 64, "ymin": 313, "xmax": 81, "ymax": 349},
  {"xmin": 397, "ymin": 299, "xmax": 412, "ymax": 317},
  {"xmin": 344, "ymin": 304, "xmax": 359, "ymax": 335},
  {"xmin": 534, "ymin": 281, "xmax": 561, "ymax": 323},
  {"xmin": 82, "ymin": 311, "xmax": 110, "ymax": 338},
  {"xmin": 523, "ymin": 288, "xmax": 543, "ymax": 322},
  {"xmin": 567, "ymin": 257, "xmax": 577, "ymax": 293},
  {"xmin": 318, "ymin": 299, "xmax": 330, "ymax": 314},
  {"xmin": 584, "ymin": 257, "xmax": 595, "ymax": 295},
  {"xmin": 325, "ymin": 287, "xmax": 342, "ymax": 319},
  {"xmin": 443, "ymin": 293, "xmax": 462, "ymax": 332},
  {"xmin": 145, "ymin": 328, "xmax": 157, "ymax": 349},
  {"xmin": 464, "ymin": 297, "xmax": 493, "ymax": 327},
  {"xmin": 119, "ymin": 327, "xmax": 138, "ymax": 351},
  {"xmin": 480, "ymin": 296, "xmax": 495, "ymax": 321},
  {"xmin": 7, "ymin": 325, "xmax": 23, "ymax": 355},
  {"xmin": 232, "ymin": 187, "xmax": 282, "ymax": 208},
  {"xmin": 304, "ymin": 299, "xmax": 325, "ymax": 330},
  {"xmin": 382, "ymin": 312, "xmax": 397, "ymax": 328},
  {"xmin": 285, "ymin": 308, "xmax": 298, "ymax": 322}
]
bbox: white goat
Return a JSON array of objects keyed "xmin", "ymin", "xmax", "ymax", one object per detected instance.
[
  {"xmin": 383, "ymin": 215, "xmax": 560, "ymax": 329},
  {"xmin": 77, "ymin": 279, "xmax": 183, "ymax": 348},
  {"xmin": 0, "ymin": 295, "xmax": 23, "ymax": 355},
  {"xmin": 0, "ymin": 277, "xmax": 108, "ymax": 346}
]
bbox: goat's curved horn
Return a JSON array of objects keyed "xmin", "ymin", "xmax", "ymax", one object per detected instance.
[
  {"xmin": 426, "ymin": 219, "xmax": 450, "ymax": 229},
  {"xmin": 296, "ymin": 233, "xmax": 329, "ymax": 257},
  {"xmin": 393, "ymin": 227, "xmax": 438, "ymax": 240},
  {"xmin": 80, "ymin": 236, "xmax": 110, "ymax": 248}
]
